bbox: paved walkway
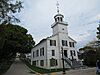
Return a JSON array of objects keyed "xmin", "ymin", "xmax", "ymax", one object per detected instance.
[
  {"xmin": 3, "ymin": 58, "xmax": 96, "ymax": 75},
  {"xmin": 49, "ymin": 68, "xmax": 96, "ymax": 75},
  {"xmin": 3, "ymin": 58, "xmax": 35, "ymax": 75}
]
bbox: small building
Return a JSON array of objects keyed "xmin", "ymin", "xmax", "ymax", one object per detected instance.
[
  {"xmin": 25, "ymin": 53, "xmax": 31, "ymax": 59},
  {"xmin": 31, "ymin": 10, "xmax": 79, "ymax": 69}
]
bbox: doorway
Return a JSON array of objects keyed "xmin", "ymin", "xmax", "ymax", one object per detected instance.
[{"xmin": 64, "ymin": 50, "xmax": 68, "ymax": 57}]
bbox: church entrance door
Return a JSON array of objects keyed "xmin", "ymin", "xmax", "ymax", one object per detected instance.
[{"xmin": 64, "ymin": 50, "xmax": 67, "ymax": 57}]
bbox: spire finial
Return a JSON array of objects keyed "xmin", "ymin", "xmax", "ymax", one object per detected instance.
[{"xmin": 56, "ymin": 1, "xmax": 59, "ymax": 14}]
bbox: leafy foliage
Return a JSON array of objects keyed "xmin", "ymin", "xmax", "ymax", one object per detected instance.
[
  {"xmin": 79, "ymin": 41, "xmax": 100, "ymax": 67},
  {"xmin": 0, "ymin": 24, "xmax": 35, "ymax": 62},
  {"xmin": 83, "ymin": 49, "xmax": 96, "ymax": 67},
  {"xmin": 0, "ymin": 0, "xmax": 23, "ymax": 24}
]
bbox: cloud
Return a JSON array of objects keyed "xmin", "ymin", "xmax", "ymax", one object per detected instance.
[
  {"xmin": 18, "ymin": 0, "xmax": 100, "ymax": 48},
  {"xmin": 74, "ymin": 31, "xmax": 91, "ymax": 42},
  {"xmin": 96, "ymin": 14, "xmax": 100, "ymax": 20},
  {"xmin": 75, "ymin": 31, "xmax": 96, "ymax": 49}
]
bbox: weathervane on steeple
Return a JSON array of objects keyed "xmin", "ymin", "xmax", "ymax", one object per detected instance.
[
  {"xmin": 56, "ymin": 1, "xmax": 60, "ymax": 14},
  {"xmin": 54, "ymin": 1, "xmax": 64, "ymax": 23}
]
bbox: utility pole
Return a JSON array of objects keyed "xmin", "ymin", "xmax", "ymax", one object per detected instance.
[{"xmin": 61, "ymin": 47, "xmax": 66, "ymax": 74}]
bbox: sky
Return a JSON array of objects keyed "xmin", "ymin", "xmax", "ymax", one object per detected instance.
[{"xmin": 18, "ymin": 0, "xmax": 100, "ymax": 49}]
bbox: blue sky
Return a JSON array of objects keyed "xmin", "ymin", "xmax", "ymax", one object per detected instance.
[{"xmin": 18, "ymin": 0, "xmax": 100, "ymax": 49}]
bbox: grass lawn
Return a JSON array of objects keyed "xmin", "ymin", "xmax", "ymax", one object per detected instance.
[{"xmin": 22, "ymin": 59, "xmax": 70, "ymax": 74}]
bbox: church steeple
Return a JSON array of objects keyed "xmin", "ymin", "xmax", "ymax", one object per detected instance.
[
  {"xmin": 54, "ymin": 1, "xmax": 64, "ymax": 22},
  {"xmin": 51, "ymin": 1, "xmax": 68, "ymax": 35}
]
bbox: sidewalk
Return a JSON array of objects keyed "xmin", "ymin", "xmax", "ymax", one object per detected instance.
[
  {"xmin": 46, "ymin": 68, "xmax": 96, "ymax": 75},
  {"xmin": 25, "ymin": 60, "xmax": 96, "ymax": 75},
  {"xmin": 28, "ymin": 67, "xmax": 96, "ymax": 75},
  {"xmin": 3, "ymin": 58, "xmax": 96, "ymax": 75},
  {"xmin": 3, "ymin": 58, "xmax": 35, "ymax": 75}
]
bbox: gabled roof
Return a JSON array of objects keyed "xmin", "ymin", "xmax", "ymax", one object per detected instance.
[
  {"xmin": 47, "ymin": 33, "xmax": 58, "ymax": 39},
  {"xmin": 33, "ymin": 39, "xmax": 47, "ymax": 48},
  {"xmin": 33, "ymin": 34, "xmax": 58, "ymax": 48},
  {"xmin": 68, "ymin": 36, "xmax": 77, "ymax": 43},
  {"xmin": 33, "ymin": 34, "xmax": 76, "ymax": 48}
]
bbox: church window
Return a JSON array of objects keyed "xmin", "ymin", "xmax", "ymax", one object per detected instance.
[
  {"xmin": 57, "ymin": 17, "xmax": 60, "ymax": 21},
  {"xmin": 73, "ymin": 50, "xmax": 76, "ymax": 56},
  {"xmin": 72, "ymin": 42, "xmax": 75, "ymax": 47},
  {"xmin": 69, "ymin": 42, "xmax": 72, "ymax": 47},
  {"xmin": 36, "ymin": 50, "xmax": 39, "ymax": 57},
  {"xmin": 70, "ymin": 50, "xmax": 73, "ymax": 56},
  {"xmin": 32, "ymin": 61, "xmax": 36, "ymax": 66},
  {"xmin": 60, "ymin": 17, "xmax": 62, "ymax": 21},
  {"xmin": 69, "ymin": 42, "xmax": 75, "ymax": 47},
  {"xmin": 50, "ymin": 40, "xmax": 56, "ymax": 46},
  {"xmin": 40, "ymin": 47, "xmax": 44, "ymax": 56},
  {"xmin": 62, "ymin": 40, "xmax": 68, "ymax": 46},
  {"xmin": 33, "ymin": 51, "xmax": 34, "ymax": 58},
  {"xmin": 40, "ymin": 60, "xmax": 44, "ymax": 66},
  {"xmin": 36, "ymin": 60, "xmax": 39, "ymax": 66},
  {"xmin": 55, "ymin": 18, "xmax": 57, "ymax": 22},
  {"xmin": 52, "ymin": 50, "xmax": 55, "ymax": 56},
  {"xmin": 70, "ymin": 50, "xmax": 76, "ymax": 56},
  {"xmin": 50, "ymin": 58, "xmax": 58, "ymax": 67}
]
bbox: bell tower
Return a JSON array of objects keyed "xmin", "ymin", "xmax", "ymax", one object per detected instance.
[
  {"xmin": 54, "ymin": 14, "xmax": 64, "ymax": 22},
  {"xmin": 54, "ymin": 1, "xmax": 64, "ymax": 22},
  {"xmin": 51, "ymin": 1, "xmax": 68, "ymax": 35}
]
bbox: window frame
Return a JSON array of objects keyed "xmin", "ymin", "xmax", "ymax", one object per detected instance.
[
  {"xmin": 33, "ymin": 51, "xmax": 34, "ymax": 58},
  {"xmin": 50, "ymin": 40, "xmax": 56, "ymax": 46},
  {"xmin": 36, "ymin": 50, "xmax": 39, "ymax": 57},
  {"xmin": 52, "ymin": 50, "xmax": 55, "ymax": 56},
  {"xmin": 62, "ymin": 40, "xmax": 68, "ymax": 46},
  {"xmin": 50, "ymin": 58, "xmax": 58, "ymax": 67},
  {"xmin": 40, "ymin": 47, "xmax": 44, "ymax": 56},
  {"xmin": 40, "ymin": 60, "xmax": 44, "ymax": 66}
]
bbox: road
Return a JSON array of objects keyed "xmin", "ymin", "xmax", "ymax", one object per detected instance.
[
  {"xmin": 63, "ymin": 68, "xmax": 96, "ymax": 75},
  {"xmin": 3, "ymin": 58, "xmax": 96, "ymax": 75},
  {"xmin": 50, "ymin": 68, "xmax": 96, "ymax": 75},
  {"xmin": 3, "ymin": 58, "xmax": 35, "ymax": 75}
]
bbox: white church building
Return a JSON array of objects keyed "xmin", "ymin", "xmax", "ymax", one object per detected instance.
[{"xmin": 31, "ymin": 8, "xmax": 79, "ymax": 69}]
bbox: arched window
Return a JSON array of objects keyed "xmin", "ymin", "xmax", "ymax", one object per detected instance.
[
  {"xmin": 55, "ymin": 18, "xmax": 57, "ymax": 22},
  {"xmin": 57, "ymin": 17, "xmax": 60, "ymax": 21},
  {"xmin": 60, "ymin": 17, "xmax": 62, "ymax": 21}
]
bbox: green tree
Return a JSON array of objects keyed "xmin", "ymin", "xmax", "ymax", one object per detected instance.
[
  {"xmin": 79, "ymin": 41, "xmax": 100, "ymax": 66},
  {"xmin": 0, "ymin": 24, "xmax": 35, "ymax": 62},
  {"xmin": 83, "ymin": 49, "xmax": 96, "ymax": 67},
  {"xmin": 95, "ymin": 24, "xmax": 100, "ymax": 68},
  {"xmin": 0, "ymin": 0, "xmax": 23, "ymax": 24},
  {"xmin": 96, "ymin": 23, "xmax": 100, "ymax": 49}
]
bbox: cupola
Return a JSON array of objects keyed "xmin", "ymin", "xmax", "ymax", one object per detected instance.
[{"xmin": 54, "ymin": 14, "xmax": 64, "ymax": 22}]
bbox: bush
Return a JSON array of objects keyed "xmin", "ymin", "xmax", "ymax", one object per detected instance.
[{"xmin": 0, "ymin": 60, "xmax": 13, "ymax": 75}]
